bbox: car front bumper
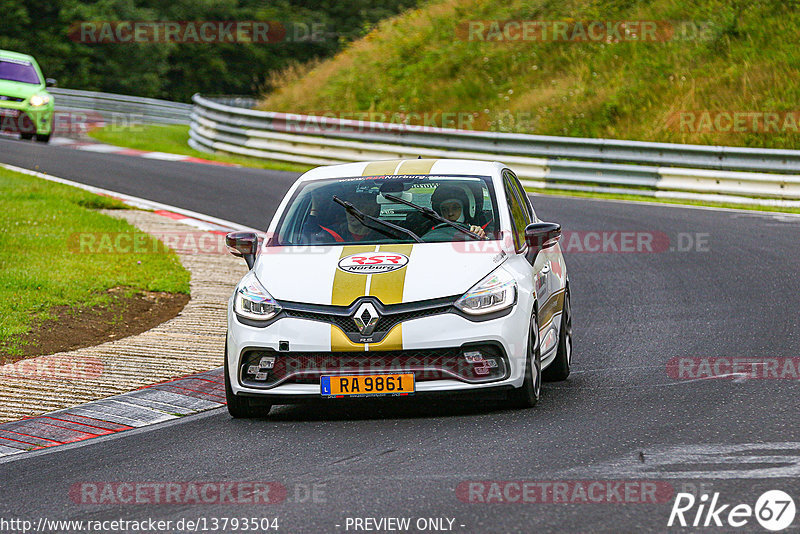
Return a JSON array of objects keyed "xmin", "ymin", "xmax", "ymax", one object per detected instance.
[
  {"xmin": 226, "ymin": 298, "xmax": 531, "ymax": 402},
  {"xmin": 0, "ymin": 102, "xmax": 54, "ymax": 135}
]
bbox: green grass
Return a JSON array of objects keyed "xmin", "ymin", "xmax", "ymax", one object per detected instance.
[
  {"xmin": 525, "ymin": 186, "xmax": 800, "ymax": 214},
  {"xmin": 88, "ymin": 124, "xmax": 311, "ymax": 173},
  {"xmin": 260, "ymin": 0, "xmax": 800, "ymax": 150},
  {"xmin": 0, "ymin": 167, "xmax": 190, "ymax": 355}
]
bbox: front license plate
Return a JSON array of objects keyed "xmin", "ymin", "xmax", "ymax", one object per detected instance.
[
  {"xmin": 321, "ymin": 374, "xmax": 415, "ymax": 397},
  {"xmin": 0, "ymin": 109, "xmax": 20, "ymax": 117}
]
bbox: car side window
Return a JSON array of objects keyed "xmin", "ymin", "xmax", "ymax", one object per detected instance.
[
  {"xmin": 506, "ymin": 170, "xmax": 536, "ymax": 222},
  {"xmin": 504, "ymin": 169, "xmax": 536, "ymax": 224},
  {"xmin": 503, "ymin": 174, "xmax": 528, "ymax": 252}
]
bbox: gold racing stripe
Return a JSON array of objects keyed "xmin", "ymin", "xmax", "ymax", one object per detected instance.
[
  {"xmin": 369, "ymin": 324, "xmax": 403, "ymax": 351},
  {"xmin": 538, "ymin": 289, "xmax": 566, "ymax": 331},
  {"xmin": 331, "ymin": 245, "xmax": 374, "ymax": 306},
  {"xmin": 330, "ymin": 161, "xmax": 437, "ymax": 351},
  {"xmin": 397, "ymin": 159, "xmax": 437, "ymax": 175},
  {"xmin": 362, "ymin": 160, "xmax": 403, "ymax": 176},
  {"xmin": 368, "ymin": 244, "xmax": 414, "ymax": 305},
  {"xmin": 331, "ymin": 245, "xmax": 372, "ymax": 352},
  {"xmin": 364, "ymin": 244, "xmax": 414, "ymax": 352},
  {"xmin": 330, "ymin": 245, "xmax": 414, "ymax": 351},
  {"xmin": 331, "ymin": 325, "xmax": 365, "ymax": 352},
  {"xmin": 361, "ymin": 159, "xmax": 439, "ymax": 177}
]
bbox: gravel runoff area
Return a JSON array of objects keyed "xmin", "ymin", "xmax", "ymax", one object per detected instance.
[{"xmin": 0, "ymin": 210, "xmax": 245, "ymax": 423}]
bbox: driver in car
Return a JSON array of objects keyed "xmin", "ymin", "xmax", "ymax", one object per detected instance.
[{"xmin": 429, "ymin": 185, "xmax": 487, "ymax": 239}]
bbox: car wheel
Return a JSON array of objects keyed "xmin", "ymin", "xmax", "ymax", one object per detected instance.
[
  {"xmin": 543, "ymin": 287, "xmax": 572, "ymax": 382},
  {"xmin": 19, "ymin": 133, "xmax": 33, "ymax": 141},
  {"xmin": 35, "ymin": 133, "xmax": 50, "ymax": 143},
  {"xmin": 507, "ymin": 310, "xmax": 541, "ymax": 409},
  {"xmin": 224, "ymin": 341, "xmax": 271, "ymax": 418}
]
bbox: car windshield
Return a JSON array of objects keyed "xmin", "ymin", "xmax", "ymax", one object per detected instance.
[
  {"xmin": 0, "ymin": 58, "xmax": 41, "ymax": 84},
  {"xmin": 272, "ymin": 174, "xmax": 500, "ymax": 246}
]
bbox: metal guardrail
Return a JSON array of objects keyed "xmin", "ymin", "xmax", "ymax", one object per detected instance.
[
  {"xmin": 189, "ymin": 94, "xmax": 800, "ymax": 204},
  {"xmin": 51, "ymin": 88, "xmax": 191, "ymax": 125}
]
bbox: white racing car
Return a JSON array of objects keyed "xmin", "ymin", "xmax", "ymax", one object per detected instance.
[{"xmin": 224, "ymin": 159, "xmax": 571, "ymax": 417}]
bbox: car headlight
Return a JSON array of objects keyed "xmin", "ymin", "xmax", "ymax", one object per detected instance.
[
  {"xmin": 455, "ymin": 268, "xmax": 517, "ymax": 315},
  {"xmin": 29, "ymin": 94, "xmax": 50, "ymax": 107},
  {"xmin": 234, "ymin": 271, "xmax": 281, "ymax": 321}
]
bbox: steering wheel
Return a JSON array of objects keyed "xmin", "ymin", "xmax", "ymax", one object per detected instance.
[{"xmin": 429, "ymin": 221, "xmax": 486, "ymax": 240}]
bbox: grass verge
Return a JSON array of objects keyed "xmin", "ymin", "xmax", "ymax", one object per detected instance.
[
  {"xmin": 88, "ymin": 124, "xmax": 311, "ymax": 173},
  {"xmin": 525, "ymin": 187, "xmax": 800, "ymax": 215},
  {"xmin": 260, "ymin": 0, "xmax": 800, "ymax": 150},
  {"xmin": 0, "ymin": 166, "xmax": 190, "ymax": 356}
]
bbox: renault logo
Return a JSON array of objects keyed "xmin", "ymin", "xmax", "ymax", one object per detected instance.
[{"xmin": 353, "ymin": 302, "xmax": 380, "ymax": 335}]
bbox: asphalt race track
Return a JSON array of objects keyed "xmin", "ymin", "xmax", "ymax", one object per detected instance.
[
  {"xmin": 1, "ymin": 137, "xmax": 799, "ymax": 533},
  {"xmin": 0, "ymin": 138, "xmax": 299, "ymax": 229}
]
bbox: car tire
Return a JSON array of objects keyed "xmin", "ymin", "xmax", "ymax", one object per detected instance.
[
  {"xmin": 543, "ymin": 287, "xmax": 572, "ymax": 382},
  {"xmin": 224, "ymin": 341, "xmax": 271, "ymax": 418},
  {"xmin": 507, "ymin": 310, "xmax": 541, "ymax": 409},
  {"xmin": 19, "ymin": 133, "xmax": 33, "ymax": 141},
  {"xmin": 35, "ymin": 133, "xmax": 50, "ymax": 143}
]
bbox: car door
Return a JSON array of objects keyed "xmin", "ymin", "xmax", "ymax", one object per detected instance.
[
  {"xmin": 503, "ymin": 170, "xmax": 561, "ymax": 351},
  {"xmin": 505, "ymin": 169, "xmax": 566, "ymax": 357}
]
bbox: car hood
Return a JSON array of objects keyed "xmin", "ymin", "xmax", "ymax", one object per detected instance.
[
  {"xmin": 253, "ymin": 242, "xmax": 509, "ymax": 306},
  {"xmin": 0, "ymin": 80, "xmax": 41, "ymax": 100}
]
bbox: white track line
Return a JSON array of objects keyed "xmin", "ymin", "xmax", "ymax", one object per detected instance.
[{"xmin": 77, "ymin": 143, "xmax": 124, "ymax": 153}]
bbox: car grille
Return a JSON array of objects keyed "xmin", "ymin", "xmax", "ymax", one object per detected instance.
[
  {"xmin": 239, "ymin": 346, "xmax": 508, "ymax": 389},
  {"xmin": 284, "ymin": 305, "xmax": 451, "ymax": 338},
  {"xmin": 0, "ymin": 95, "xmax": 24, "ymax": 102},
  {"xmin": 279, "ymin": 296, "xmax": 457, "ymax": 343}
]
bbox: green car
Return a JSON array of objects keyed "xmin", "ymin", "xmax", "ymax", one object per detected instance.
[{"xmin": 0, "ymin": 49, "xmax": 56, "ymax": 143}]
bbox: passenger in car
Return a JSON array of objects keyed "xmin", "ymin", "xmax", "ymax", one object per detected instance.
[{"xmin": 310, "ymin": 192, "xmax": 382, "ymax": 243}]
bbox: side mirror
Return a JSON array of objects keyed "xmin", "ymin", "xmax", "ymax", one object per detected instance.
[
  {"xmin": 45, "ymin": 78, "xmax": 57, "ymax": 88},
  {"xmin": 524, "ymin": 222, "xmax": 561, "ymax": 265},
  {"xmin": 226, "ymin": 231, "xmax": 258, "ymax": 269}
]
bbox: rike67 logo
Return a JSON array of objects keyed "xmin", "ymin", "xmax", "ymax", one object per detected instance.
[{"xmin": 668, "ymin": 490, "xmax": 796, "ymax": 531}]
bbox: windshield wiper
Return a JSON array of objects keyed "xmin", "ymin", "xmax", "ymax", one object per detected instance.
[
  {"xmin": 332, "ymin": 196, "xmax": 423, "ymax": 243},
  {"xmin": 383, "ymin": 194, "xmax": 485, "ymax": 240}
]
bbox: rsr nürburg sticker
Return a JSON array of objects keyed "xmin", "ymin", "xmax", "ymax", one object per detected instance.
[{"xmin": 338, "ymin": 252, "xmax": 409, "ymax": 274}]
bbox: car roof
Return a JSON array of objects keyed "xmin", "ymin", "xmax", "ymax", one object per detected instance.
[
  {"xmin": 296, "ymin": 159, "xmax": 506, "ymax": 183},
  {"xmin": 0, "ymin": 49, "xmax": 37, "ymax": 63}
]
